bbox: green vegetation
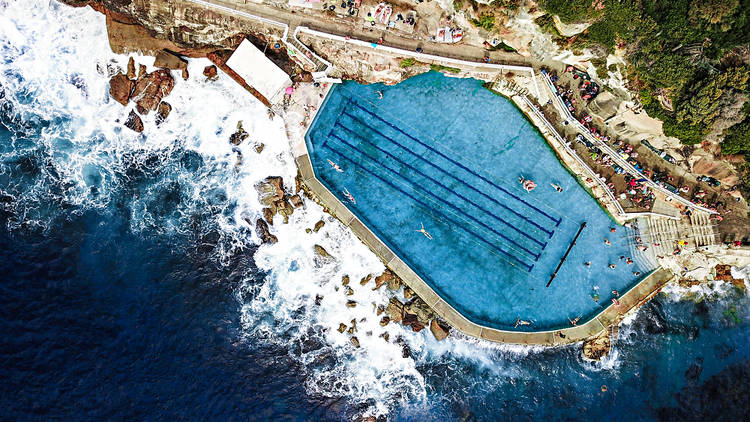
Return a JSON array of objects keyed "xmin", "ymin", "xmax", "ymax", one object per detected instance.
[
  {"xmin": 489, "ymin": 41, "xmax": 517, "ymax": 52},
  {"xmin": 430, "ymin": 64, "xmax": 461, "ymax": 74},
  {"xmin": 400, "ymin": 58, "xmax": 416, "ymax": 68},
  {"xmin": 536, "ymin": 0, "xmax": 750, "ymax": 154},
  {"xmin": 471, "ymin": 13, "xmax": 495, "ymax": 31}
]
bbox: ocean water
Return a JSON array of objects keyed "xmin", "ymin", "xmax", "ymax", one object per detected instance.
[
  {"xmin": 305, "ymin": 75, "xmax": 650, "ymax": 330},
  {"xmin": 1, "ymin": 1, "xmax": 750, "ymax": 420}
]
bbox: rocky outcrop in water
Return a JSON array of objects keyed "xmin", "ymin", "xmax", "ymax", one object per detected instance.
[
  {"xmin": 132, "ymin": 68, "xmax": 175, "ymax": 114},
  {"xmin": 124, "ymin": 109, "xmax": 143, "ymax": 133},
  {"xmin": 109, "ymin": 72, "xmax": 133, "ymax": 106},
  {"xmin": 582, "ymin": 330, "xmax": 611, "ymax": 360}
]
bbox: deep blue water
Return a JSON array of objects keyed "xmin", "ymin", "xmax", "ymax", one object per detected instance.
[{"xmin": 2, "ymin": 1, "xmax": 750, "ymax": 421}]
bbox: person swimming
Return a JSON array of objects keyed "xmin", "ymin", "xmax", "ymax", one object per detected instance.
[
  {"xmin": 550, "ymin": 183, "xmax": 563, "ymax": 192},
  {"xmin": 327, "ymin": 159, "xmax": 344, "ymax": 172},
  {"xmin": 604, "ymin": 239, "xmax": 611, "ymax": 246},
  {"xmin": 568, "ymin": 315, "xmax": 581, "ymax": 326},
  {"xmin": 584, "ymin": 261, "xmax": 591, "ymax": 268},
  {"xmin": 609, "ymin": 264, "xmax": 616, "ymax": 269},
  {"xmin": 514, "ymin": 317, "xmax": 531, "ymax": 328},
  {"xmin": 342, "ymin": 188, "xmax": 356, "ymax": 204},
  {"xmin": 415, "ymin": 222, "xmax": 432, "ymax": 240},
  {"xmin": 519, "ymin": 176, "xmax": 537, "ymax": 192},
  {"xmin": 376, "ymin": 90, "xmax": 383, "ymax": 99}
]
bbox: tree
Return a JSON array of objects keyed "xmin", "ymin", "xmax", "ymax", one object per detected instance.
[
  {"xmin": 689, "ymin": 0, "xmax": 739, "ymax": 25},
  {"xmin": 722, "ymin": 118, "xmax": 750, "ymax": 155},
  {"xmin": 676, "ymin": 67, "xmax": 750, "ymax": 128}
]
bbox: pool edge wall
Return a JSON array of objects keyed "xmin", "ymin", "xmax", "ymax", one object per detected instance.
[{"xmin": 295, "ymin": 83, "xmax": 674, "ymax": 346}]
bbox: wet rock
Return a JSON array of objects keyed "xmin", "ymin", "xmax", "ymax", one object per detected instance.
[
  {"xmin": 430, "ymin": 319, "xmax": 450, "ymax": 341},
  {"xmin": 154, "ymin": 49, "xmax": 187, "ymax": 70},
  {"xmin": 203, "ymin": 64, "xmax": 218, "ymax": 80},
  {"xmin": 345, "ymin": 287, "xmax": 354, "ymax": 296},
  {"xmin": 386, "ymin": 297, "xmax": 404, "ymax": 323},
  {"xmin": 314, "ymin": 244, "xmax": 334, "ymax": 260},
  {"xmin": 156, "ymin": 101, "xmax": 171, "ymax": 124},
  {"xmin": 230, "ymin": 121, "xmax": 249, "ymax": 145},
  {"xmin": 263, "ymin": 207, "xmax": 274, "ymax": 225},
  {"xmin": 582, "ymin": 330, "xmax": 611, "ymax": 360},
  {"xmin": 137, "ymin": 64, "xmax": 147, "ymax": 79},
  {"xmin": 346, "ymin": 300, "xmax": 357, "ymax": 308},
  {"xmin": 305, "ymin": 228, "xmax": 312, "ymax": 234},
  {"xmin": 347, "ymin": 325, "xmax": 356, "ymax": 335},
  {"xmin": 123, "ymin": 109, "xmax": 143, "ymax": 132},
  {"xmin": 403, "ymin": 297, "xmax": 435, "ymax": 326},
  {"xmin": 685, "ymin": 357, "xmax": 704, "ymax": 382},
  {"xmin": 181, "ymin": 67, "xmax": 189, "ymax": 81},
  {"xmin": 254, "ymin": 143, "xmax": 265, "ymax": 154},
  {"xmin": 109, "ymin": 72, "xmax": 134, "ymax": 106},
  {"xmin": 275, "ymin": 198, "xmax": 294, "ymax": 223},
  {"xmin": 255, "ymin": 218, "xmax": 277, "ymax": 244},
  {"xmin": 313, "ymin": 220, "xmax": 325, "ymax": 232},
  {"xmin": 289, "ymin": 194, "xmax": 303, "ymax": 208},
  {"xmin": 359, "ymin": 274, "xmax": 372, "ymax": 286},
  {"xmin": 342, "ymin": 275, "xmax": 350, "ymax": 286},
  {"xmin": 373, "ymin": 269, "xmax": 401, "ymax": 291},
  {"xmin": 126, "ymin": 56, "xmax": 136, "ymax": 79},
  {"xmin": 315, "ymin": 294, "xmax": 323, "ymax": 305},
  {"xmin": 402, "ymin": 313, "xmax": 425, "ymax": 332},
  {"xmin": 376, "ymin": 304, "xmax": 385, "ymax": 316},
  {"xmin": 380, "ymin": 332, "xmax": 390, "ymax": 342},
  {"xmin": 401, "ymin": 343, "xmax": 411, "ymax": 358},
  {"xmin": 350, "ymin": 336, "xmax": 360, "ymax": 348},
  {"xmin": 379, "ymin": 316, "xmax": 390, "ymax": 326},
  {"xmin": 256, "ymin": 176, "xmax": 284, "ymax": 205},
  {"xmin": 403, "ymin": 287, "xmax": 414, "ymax": 299},
  {"xmin": 132, "ymin": 69, "xmax": 175, "ymax": 114},
  {"xmin": 337, "ymin": 323, "xmax": 347, "ymax": 333}
]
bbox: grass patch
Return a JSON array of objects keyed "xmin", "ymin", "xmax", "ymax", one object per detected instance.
[
  {"xmin": 430, "ymin": 64, "xmax": 461, "ymax": 74},
  {"xmin": 400, "ymin": 58, "xmax": 416, "ymax": 68}
]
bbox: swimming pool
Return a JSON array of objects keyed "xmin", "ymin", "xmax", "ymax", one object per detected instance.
[{"xmin": 305, "ymin": 72, "xmax": 653, "ymax": 331}]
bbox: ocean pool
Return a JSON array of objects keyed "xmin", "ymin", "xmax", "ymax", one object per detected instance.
[{"xmin": 305, "ymin": 72, "xmax": 653, "ymax": 330}]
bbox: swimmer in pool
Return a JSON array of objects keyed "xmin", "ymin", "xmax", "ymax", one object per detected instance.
[
  {"xmin": 376, "ymin": 90, "xmax": 383, "ymax": 99},
  {"xmin": 515, "ymin": 317, "xmax": 531, "ymax": 328},
  {"xmin": 605, "ymin": 239, "xmax": 611, "ymax": 246},
  {"xmin": 569, "ymin": 315, "xmax": 581, "ymax": 326},
  {"xmin": 415, "ymin": 222, "xmax": 433, "ymax": 240},
  {"xmin": 342, "ymin": 188, "xmax": 356, "ymax": 205},
  {"xmin": 550, "ymin": 183, "xmax": 563, "ymax": 192},
  {"xmin": 327, "ymin": 159, "xmax": 344, "ymax": 172}
]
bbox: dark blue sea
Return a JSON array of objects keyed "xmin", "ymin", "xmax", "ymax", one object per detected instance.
[{"xmin": 1, "ymin": 1, "xmax": 750, "ymax": 420}]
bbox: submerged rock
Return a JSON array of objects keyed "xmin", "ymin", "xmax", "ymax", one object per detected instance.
[
  {"xmin": 254, "ymin": 143, "xmax": 265, "ymax": 154},
  {"xmin": 314, "ymin": 244, "xmax": 334, "ymax": 260},
  {"xmin": 359, "ymin": 274, "xmax": 372, "ymax": 286},
  {"xmin": 230, "ymin": 121, "xmax": 249, "ymax": 145},
  {"xmin": 350, "ymin": 336, "xmax": 360, "ymax": 348},
  {"xmin": 109, "ymin": 72, "xmax": 133, "ymax": 106},
  {"xmin": 346, "ymin": 300, "xmax": 356, "ymax": 308},
  {"xmin": 582, "ymin": 330, "xmax": 611, "ymax": 360},
  {"xmin": 430, "ymin": 319, "xmax": 450, "ymax": 341},
  {"xmin": 337, "ymin": 323, "xmax": 347, "ymax": 333},
  {"xmin": 123, "ymin": 109, "xmax": 143, "ymax": 132},
  {"xmin": 342, "ymin": 275, "xmax": 350, "ymax": 286}
]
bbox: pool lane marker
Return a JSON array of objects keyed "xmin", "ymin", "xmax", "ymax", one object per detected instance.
[
  {"xmin": 546, "ymin": 221, "xmax": 587, "ymax": 287},
  {"xmin": 331, "ymin": 122, "xmax": 548, "ymax": 251},
  {"xmin": 324, "ymin": 137, "xmax": 538, "ymax": 269},
  {"xmin": 348, "ymin": 99, "xmax": 563, "ymax": 227},
  {"xmin": 337, "ymin": 111, "xmax": 555, "ymax": 239}
]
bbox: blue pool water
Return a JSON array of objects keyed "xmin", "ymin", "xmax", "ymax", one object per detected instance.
[{"xmin": 306, "ymin": 72, "xmax": 651, "ymax": 330}]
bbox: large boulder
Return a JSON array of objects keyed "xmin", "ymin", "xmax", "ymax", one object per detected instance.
[
  {"xmin": 203, "ymin": 64, "xmax": 218, "ymax": 80},
  {"xmin": 123, "ymin": 109, "xmax": 143, "ymax": 133},
  {"xmin": 131, "ymin": 69, "xmax": 175, "ymax": 114},
  {"xmin": 374, "ymin": 269, "xmax": 401, "ymax": 290},
  {"xmin": 154, "ymin": 49, "xmax": 187, "ymax": 70},
  {"xmin": 230, "ymin": 122, "xmax": 249, "ymax": 145},
  {"xmin": 314, "ymin": 244, "xmax": 334, "ymax": 260},
  {"xmin": 582, "ymin": 331, "xmax": 611, "ymax": 360},
  {"xmin": 256, "ymin": 176, "xmax": 285, "ymax": 206},
  {"xmin": 156, "ymin": 101, "xmax": 171, "ymax": 124},
  {"xmin": 403, "ymin": 297, "xmax": 435, "ymax": 326},
  {"xmin": 126, "ymin": 57, "xmax": 136, "ymax": 79},
  {"xmin": 109, "ymin": 72, "xmax": 134, "ymax": 106},
  {"xmin": 255, "ymin": 218, "xmax": 277, "ymax": 244},
  {"xmin": 386, "ymin": 297, "xmax": 404, "ymax": 323},
  {"xmin": 430, "ymin": 319, "xmax": 450, "ymax": 341}
]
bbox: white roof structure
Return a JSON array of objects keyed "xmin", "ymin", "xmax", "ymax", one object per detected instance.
[{"xmin": 226, "ymin": 39, "xmax": 292, "ymax": 105}]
